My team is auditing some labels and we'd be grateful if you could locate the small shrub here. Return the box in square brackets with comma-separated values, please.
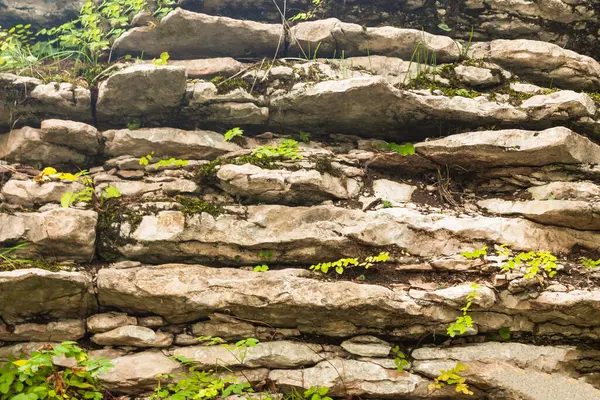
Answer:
[153, 51, 169, 66]
[310, 252, 389, 275]
[498, 327, 511, 340]
[0, 342, 112, 400]
[303, 386, 332, 400]
[461, 246, 487, 259]
[582, 258, 600, 269]
[224, 127, 243, 142]
[392, 346, 410, 372]
[428, 362, 473, 395]
[382, 200, 393, 208]
[253, 139, 303, 161]
[502, 251, 557, 279]
[446, 283, 481, 337]
[253, 265, 269, 272]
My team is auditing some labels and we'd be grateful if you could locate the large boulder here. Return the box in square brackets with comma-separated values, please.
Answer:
[269, 76, 595, 137]
[216, 163, 361, 204]
[0, 127, 88, 167]
[0, 319, 86, 342]
[0, 74, 91, 129]
[103, 127, 240, 159]
[98, 351, 184, 394]
[173, 341, 339, 369]
[112, 9, 284, 59]
[478, 39, 600, 91]
[91, 325, 173, 347]
[111, 205, 600, 265]
[1, 179, 86, 206]
[478, 199, 600, 230]
[289, 18, 460, 62]
[415, 127, 600, 169]
[96, 65, 187, 127]
[0, 208, 97, 261]
[0, 269, 96, 324]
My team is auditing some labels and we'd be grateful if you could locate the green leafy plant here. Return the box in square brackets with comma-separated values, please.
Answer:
[502, 251, 557, 279]
[309, 252, 389, 275]
[258, 250, 273, 260]
[0, 341, 112, 400]
[290, 0, 323, 21]
[151, 368, 253, 400]
[303, 386, 332, 400]
[297, 131, 311, 144]
[253, 265, 269, 272]
[127, 118, 142, 130]
[447, 283, 481, 338]
[0, 242, 33, 270]
[139, 152, 188, 169]
[428, 362, 473, 396]
[224, 127, 244, 142]
[60, 171, 121, 208]
[0, 24, 38, 71]
[582, 258, 600, 269]
[461, 246, 487, 259]
[392, 346, 410, 372]
[498, 327, 511, 340]
[382, 200, 393, 208]
[375, 142, 415, 156]
[153, 51, 169, 66]
[253, 139, 303, 161]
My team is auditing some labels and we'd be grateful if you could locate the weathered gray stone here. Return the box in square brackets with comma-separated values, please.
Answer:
[113, 205, 600, 265]
[91, 325, 174, 347]
[96, 179, 198, 198]
[216, 163, 360, 204]
[98, 351, 184, 394]
[173, 341, 335, 369]
[481, 39, 600, 91]
[290, 18, 460, 62]
[269, 359, 432, 397]
[479, 199, 600, 230]
[87, 312, 138, 334]
[1, 179, 86, 206]
[269, 77, 594, 136]
[527, 182, 600, 200]
[412, 342, 579, 373]
[113, 9, 284, 59]
[0, 127, 87, 166]
[96, 65, 187, 126]
[103, 127, 240, 159]
[138, 316, 166, 328]
[0, 208, 97, 261]
[0, 320, 85, 342]
[165, 58, 246, 79]
[340, 336, 391, 357]
[0, 74, 91, 129]
[0, 342, 59, 362]
[192, 313, 300, 341]
[40, 119, 101, 155]
[371, 179, 415, 204]
[454, 65, 501, 87]
[415, 127, 600, 169]
[0, 269, 95, 324]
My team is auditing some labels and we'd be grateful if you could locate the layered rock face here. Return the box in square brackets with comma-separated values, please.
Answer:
[3, 4, 600, 400]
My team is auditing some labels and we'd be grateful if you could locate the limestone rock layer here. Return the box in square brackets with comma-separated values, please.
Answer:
[2, 4, 600, 400]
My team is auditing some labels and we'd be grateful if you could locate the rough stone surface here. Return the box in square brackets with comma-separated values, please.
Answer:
[340, 336, 391, 357]
[103, 128, 240, 159]
[415, 127, 600, 169]
[479, 199, 600, 230]
[0, 269, 95, 324]
[217, 163, 359, 204]
[0, 320, 85, 342]
[372, 179, 415, 204]
[87, 312, 138, 334]
[98, 351, 184, 394]
[91, 325, 174, 347]
[173, 341, 336, 369]
[0, 208, 97, 261]
[113, 9, 284, 59]
[40, 119, 101, 155]
[96, 65, 187, 126]
[0, 127, 87, 166]
[528, 182, 600, 200]
[1, 179, 86, 206]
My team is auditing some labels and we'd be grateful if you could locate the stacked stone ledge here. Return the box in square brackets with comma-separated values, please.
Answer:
[3, 7, 600, 400]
